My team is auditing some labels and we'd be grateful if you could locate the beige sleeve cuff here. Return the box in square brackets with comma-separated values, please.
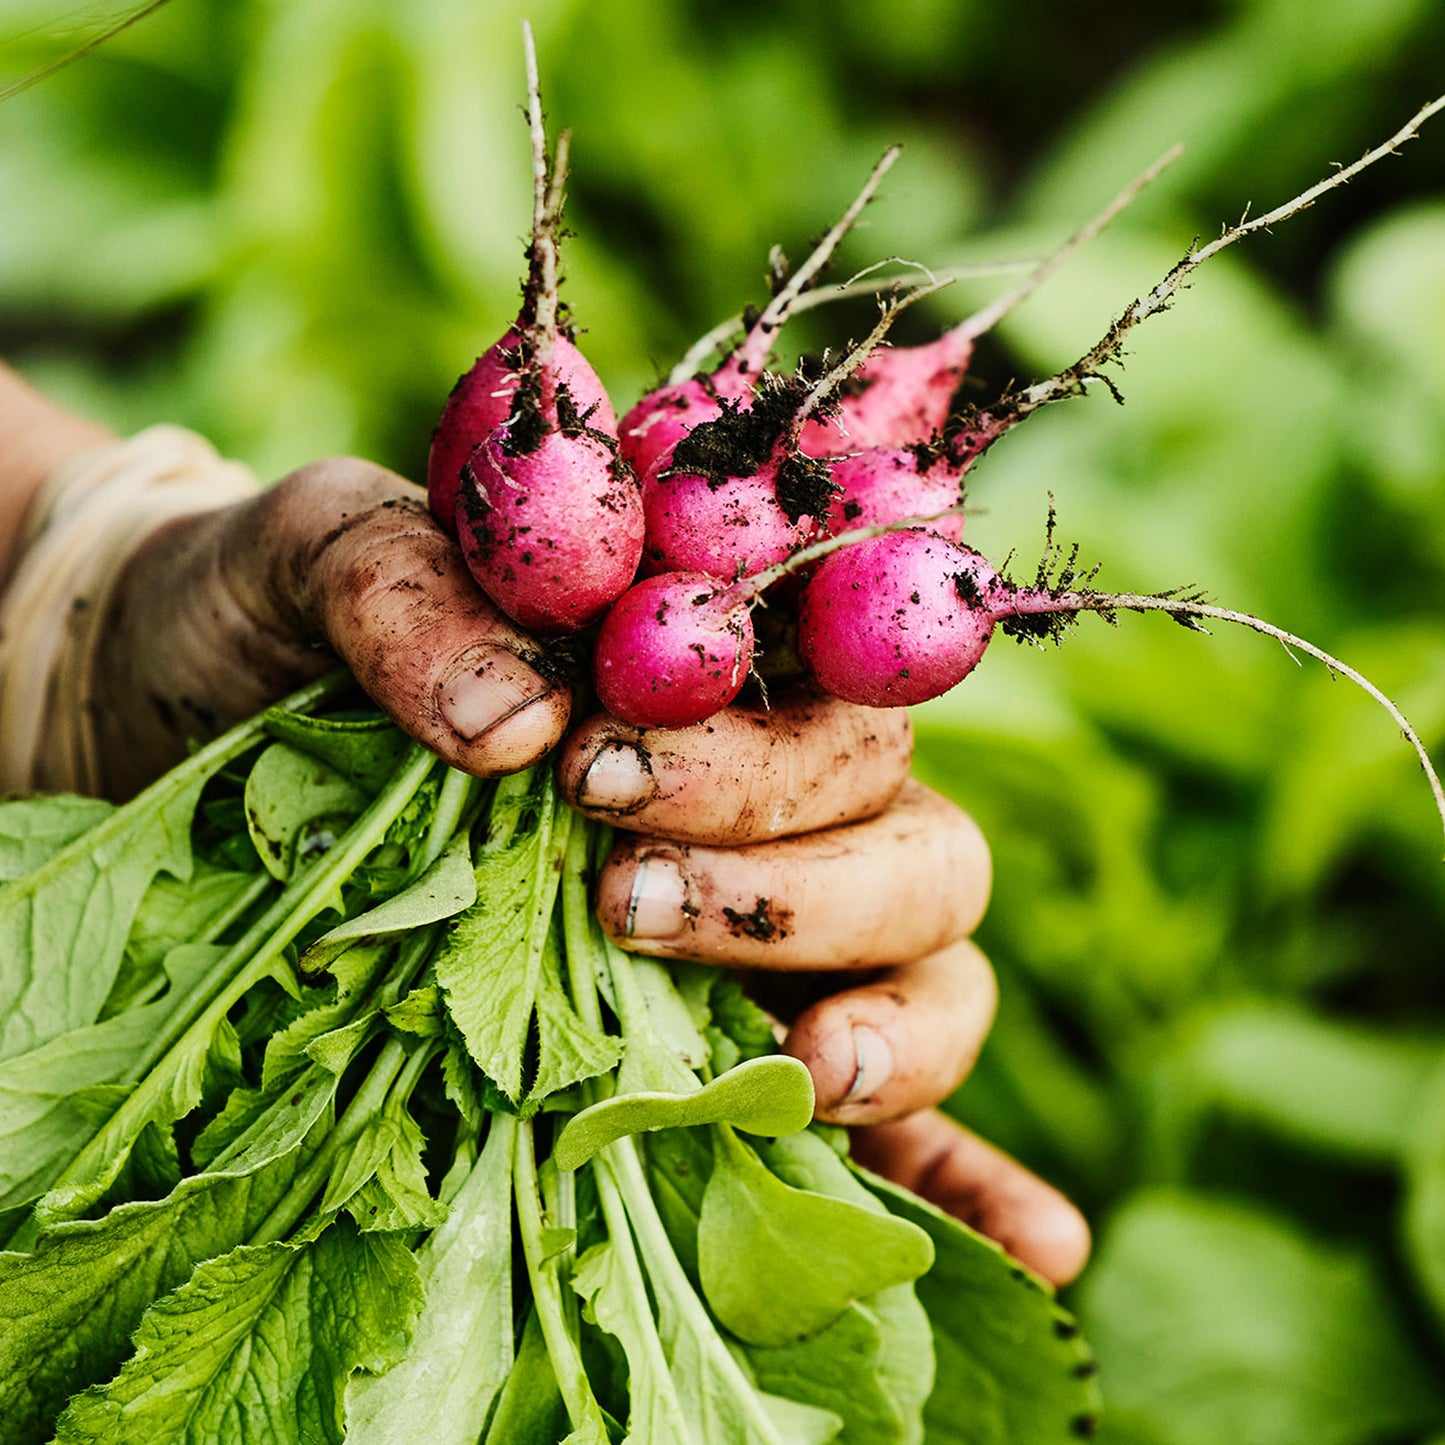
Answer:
[0, 425, 258, 797]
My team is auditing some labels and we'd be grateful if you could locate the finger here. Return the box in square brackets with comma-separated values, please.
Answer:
[595, 780, 990, 969]
[558, 688, 912, 845]
[783, 939, 997, 1125]
[225, 458, 570, 774]
[851, 1110, 1092, 1287]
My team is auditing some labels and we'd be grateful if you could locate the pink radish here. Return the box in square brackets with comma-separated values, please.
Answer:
[444, 32, 643, 634]
[458, 428, 639, 633]
[643, 280, 950, 580]
[640, 380, 831, 578]
[799, 330, 973, 458]
[798, 145, 1183, 458]
[792, 523, 1445, 846]
[825, 442, 969, 544]
[617, 374, 728, 487]
[593, 572, 756, 728]
[428, 331, 615, 536]
[798, 530, 997, 705]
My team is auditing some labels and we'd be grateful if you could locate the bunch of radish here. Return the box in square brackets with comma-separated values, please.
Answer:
[428, 34, 1445, 842]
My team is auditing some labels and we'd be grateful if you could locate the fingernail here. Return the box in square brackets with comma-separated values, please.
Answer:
[845, 1026, 893, 1103]
[626, 853, 689, 940]
[578, 742, 656, 812]
[437, 647, 554, 741]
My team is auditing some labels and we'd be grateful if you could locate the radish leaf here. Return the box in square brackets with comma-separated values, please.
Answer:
[299, 836, 475, 977]
[0, 797, 113, 881]
[346, 1115, 517, 1444]
[52, 1220, 422, 1445]
[243, 743, 368, 882]
[553, 1056, 815, 1172]
[859, 1166, 1103, 1444]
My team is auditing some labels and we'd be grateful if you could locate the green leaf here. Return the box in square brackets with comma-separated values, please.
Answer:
[574, 1234, 695, 1445]
[192, 1061, 341, 1176]
[0, 942, 225, 1211]
[0, 1082, 328, 1444]
[527, 936, 624, 1108]
[605, 942, 707, 1097]
[346, 1115, 516, 1444]
[642, 1126, 713, 1277]
[708, 975, 779, 1063]
[625, 953, 711, 1071]
[33, 1016, 213, 1231]
[1402, 1058, 1445, 1330]
[1158, 1003, 1445, 1167]
[321, 1095, 446, 1234]
[435, 777, 566, 1100]
[483, 1309, 571, 1445]
[244, 742, 369, 882]
[744, 1296, 923, 1445]
[860, 1167, 1099, 1444]
[384, 984, 445, 1037]
[262, 708, 411, 793]
[0, 796, 113, 882]
[53, 1219, 423, 1445]
[0, 737, 233, 1063]
[103, 865, 260, 1019]
[720, 1132, 925, 1443]
[255, 944, 389, 1095]
[554, 1056, 815, 1172]
[753, 1391, 843, 1445]
[697, 1128, 933, 1349]
[598, 1138, 803, 1444]
[299, 836, 476, 977]
[36, 746, 437, 1229]
[1078, 1191, 1445, 1445]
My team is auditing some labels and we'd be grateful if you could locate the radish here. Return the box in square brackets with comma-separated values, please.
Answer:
[592, 571, 756, 727]
[638, 377, 827, 579]
[440, 29, 643, 634]
[794, 523, 1445, 842]
[427, 332, 615, 537]
[618, 147, 901, 484]
[798, 329, 974, 458]
[642, 279, 949, 580]
[824, 439, 970, 544]
[797, 530, 995, 705]
[456, 426, 638, 633]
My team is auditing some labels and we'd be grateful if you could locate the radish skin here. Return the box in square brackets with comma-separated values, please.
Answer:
[457, 427, 643, 635]
[825, 445, 968, 544]
[593, 572, 755, 727]
[429, 331, 616, 535]
[800, 330, 974, 457]
[642, 463, 814, 580]
[798, 531, 996, 705]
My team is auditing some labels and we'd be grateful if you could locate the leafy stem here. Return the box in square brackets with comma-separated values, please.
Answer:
[33, 744, 439, 1231]
[515, 1117, 609, 1440]
[607, 1135, 788, 1443]
[248, 1036, 410, 1245]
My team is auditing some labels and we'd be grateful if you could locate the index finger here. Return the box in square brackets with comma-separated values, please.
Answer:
[557, 687, 912, 846]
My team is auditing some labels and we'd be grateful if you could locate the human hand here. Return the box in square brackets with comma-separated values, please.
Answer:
[91, 456, 573, 796]
[89, 449, 1087, 1283]
[558, 689, 1092, 1286]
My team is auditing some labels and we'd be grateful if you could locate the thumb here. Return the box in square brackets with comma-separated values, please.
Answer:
[227, 457, 571, 774]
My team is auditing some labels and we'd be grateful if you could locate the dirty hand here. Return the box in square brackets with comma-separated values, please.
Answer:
[94, 452, 1088, 1284]
[559, 689, 1091, 1286]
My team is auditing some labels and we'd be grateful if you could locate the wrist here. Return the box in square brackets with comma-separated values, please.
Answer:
[0, 424, 261, 798]
[0, 365, 114, 583]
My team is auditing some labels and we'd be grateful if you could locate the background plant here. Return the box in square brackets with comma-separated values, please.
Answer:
[3, 2, 1445, 1441]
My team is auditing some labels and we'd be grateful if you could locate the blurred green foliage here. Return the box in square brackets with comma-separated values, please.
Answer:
[4, 2, 1445, 1440]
